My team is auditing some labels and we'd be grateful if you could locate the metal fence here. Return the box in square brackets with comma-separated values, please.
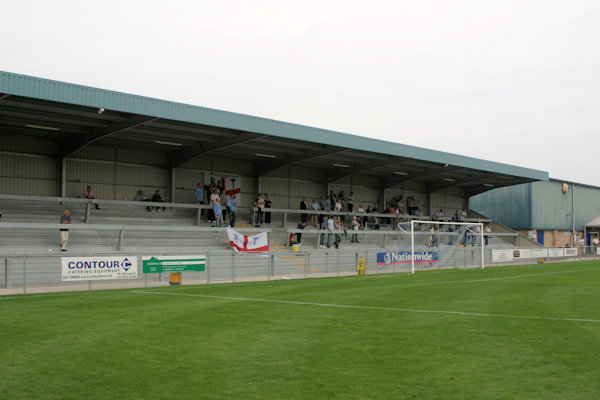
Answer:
[2, 246, 598, 295]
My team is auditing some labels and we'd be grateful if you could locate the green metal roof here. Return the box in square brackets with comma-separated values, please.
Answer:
[0, 70, 548, 182]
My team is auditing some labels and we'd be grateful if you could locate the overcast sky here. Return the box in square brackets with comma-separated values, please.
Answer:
[2, 1, 599, 186]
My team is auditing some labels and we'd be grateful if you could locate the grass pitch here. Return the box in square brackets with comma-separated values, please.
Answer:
[1, 261, 600, 399]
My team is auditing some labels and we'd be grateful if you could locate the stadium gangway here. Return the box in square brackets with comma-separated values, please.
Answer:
[0, 222, 272, 251]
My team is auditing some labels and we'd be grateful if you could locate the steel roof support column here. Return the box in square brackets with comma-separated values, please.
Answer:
[322, 171, 328, 198]
[463, 190, 469, 212]
[59, 157, 67, 197]
[169, 168, 176, 203]
[379, 185, 385, 211]
[253, 173, 260, 199]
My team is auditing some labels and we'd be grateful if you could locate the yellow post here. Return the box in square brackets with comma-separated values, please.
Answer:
[169, 272, 181, 285]
[357, 258, 366, 275]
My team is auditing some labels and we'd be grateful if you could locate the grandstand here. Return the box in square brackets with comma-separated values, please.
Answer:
[3, 70, 594, 294]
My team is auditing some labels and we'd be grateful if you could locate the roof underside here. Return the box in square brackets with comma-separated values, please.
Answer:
[0, 71, 549, 196]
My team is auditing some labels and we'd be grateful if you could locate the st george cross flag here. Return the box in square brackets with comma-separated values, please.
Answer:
[226, 227, 269, 252]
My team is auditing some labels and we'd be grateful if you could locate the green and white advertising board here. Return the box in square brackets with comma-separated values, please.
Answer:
[142, 255, 206, 273]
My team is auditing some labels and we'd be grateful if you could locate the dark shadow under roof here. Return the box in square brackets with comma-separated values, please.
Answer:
[0, 71, 549, 196]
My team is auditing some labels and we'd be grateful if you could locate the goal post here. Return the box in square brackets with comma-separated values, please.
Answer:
[408, 220, 485, 274]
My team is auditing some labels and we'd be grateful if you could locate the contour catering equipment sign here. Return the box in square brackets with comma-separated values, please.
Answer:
[61, 256, 138, 281]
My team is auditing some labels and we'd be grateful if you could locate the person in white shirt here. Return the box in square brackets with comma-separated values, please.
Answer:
[254, 193, 265, 226]
[579, 236, 586, 253]
[310, 199, 320, 227]
[351, 216, 360, 243]
[484, 225, 492, 246]
[347, 192, 355, 212]
[327, 216, 336, 248]
[334, 199, 342, 212]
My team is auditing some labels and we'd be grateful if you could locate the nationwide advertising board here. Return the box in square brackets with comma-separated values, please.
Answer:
[61, 256, 137, 281]
[377, 251, 438, 265]
[142, 255, 206, 273]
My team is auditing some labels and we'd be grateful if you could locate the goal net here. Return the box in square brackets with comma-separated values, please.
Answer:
[384, 220, 484, 273]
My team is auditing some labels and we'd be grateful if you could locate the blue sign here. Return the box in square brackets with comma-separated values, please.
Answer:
[377, 251, 438, 265]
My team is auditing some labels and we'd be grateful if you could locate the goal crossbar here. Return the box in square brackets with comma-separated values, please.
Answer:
[409, 220, 485, 274]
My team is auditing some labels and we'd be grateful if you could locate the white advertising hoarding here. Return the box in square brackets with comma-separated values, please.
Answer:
[530, 248, 547, 258]
[61, 256, 138, 281]
[564, 248, 578, 257]
[491, 249, 514, 263]
[547, 248, 564, 258]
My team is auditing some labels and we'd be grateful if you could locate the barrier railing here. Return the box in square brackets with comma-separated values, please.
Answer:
[0, 193, 491, 227]
[487, 246, 600, 264]
[2, 245, 597, 295]
[0, 246, 483, 294]
[0, 222, 271, 251]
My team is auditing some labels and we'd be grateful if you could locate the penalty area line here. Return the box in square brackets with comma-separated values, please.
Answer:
[129, 290, 600, 323]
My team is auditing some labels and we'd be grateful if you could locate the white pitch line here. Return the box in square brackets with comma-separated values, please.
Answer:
[340, 267, 597, 286]
[129, 290, 600, 323]
[0, 291, 102, 300]
[461, 267, 598, 283]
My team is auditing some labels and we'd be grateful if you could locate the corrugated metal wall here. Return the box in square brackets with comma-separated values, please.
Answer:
[1, 137, 485, 214]
[530, 181, 573, 231]
[66, 159, 169, 200]
[531, 181, 600, 231]
[430, 190, 464, 216]
[260, 176, 291, 209]
[175, 169, 206, 204]
[330, 183, 378, 209]
[571, 184, 600, 229]
[0, 153, 57, 196]
[469, 183, 531, 229]
[0, 135, 58, 155]
[471, 181, 600, 231]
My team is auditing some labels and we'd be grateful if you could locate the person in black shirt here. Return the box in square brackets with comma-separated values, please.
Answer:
[151, 190, 166, 212]
[264, 195, 272, 224]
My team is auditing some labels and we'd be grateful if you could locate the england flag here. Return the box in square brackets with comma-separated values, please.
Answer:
[227, 227, 269, 253]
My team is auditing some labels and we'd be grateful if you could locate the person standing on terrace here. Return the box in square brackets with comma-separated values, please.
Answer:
[194, 182, 205, 217]
[83, 186, 99, 210]
[59, 210, 71, 251]
[311, 199, 320, 227]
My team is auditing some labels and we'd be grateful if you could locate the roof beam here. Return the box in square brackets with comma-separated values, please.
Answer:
[61, 114, 157, 157]
[255, 145, 348, 176]
[427, 172, 504, 193]
[327, 157, 410, 183]
[383, 165, 463, 189]
[169, 131, 266, 168]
